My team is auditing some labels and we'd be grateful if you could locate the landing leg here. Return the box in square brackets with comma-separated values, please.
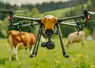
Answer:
[30, 24, 42, 58]
[56, 23, 69, 58]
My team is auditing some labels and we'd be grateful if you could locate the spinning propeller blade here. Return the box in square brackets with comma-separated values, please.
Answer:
[58, 15, 83, 22]
[0, 9, 28, 14]
[88, 11, 95, 14]
[14, 10, 28, 13]
[0, 9, 13, 14]
[58, 9, 91, 22]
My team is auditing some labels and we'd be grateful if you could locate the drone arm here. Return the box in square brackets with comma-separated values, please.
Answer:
[22, 22, 38, 27]
[60, 21, 82, 33]
[60, 22, 77, 27]
[58, 15, 84, 22]
[14, 15, 41, 22]
[30, 24, 42, 57]
[58, 9, 91, 22]
[56, 23, 69, 58]
[12, 21, 39, 28]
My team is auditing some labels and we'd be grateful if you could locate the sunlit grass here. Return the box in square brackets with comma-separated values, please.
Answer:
[0, 38, 95, 68]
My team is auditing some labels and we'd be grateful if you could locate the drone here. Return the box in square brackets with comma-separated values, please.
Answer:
[0, 9, 94, 58]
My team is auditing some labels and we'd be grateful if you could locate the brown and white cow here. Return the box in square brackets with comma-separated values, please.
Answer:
[8, 30, 37, 61]
[65, 31, 85, 48]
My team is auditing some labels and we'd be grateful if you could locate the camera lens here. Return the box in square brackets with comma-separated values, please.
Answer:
[46, 41, 55, 50]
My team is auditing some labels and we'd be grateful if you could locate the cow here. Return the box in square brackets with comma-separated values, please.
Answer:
[65, 31, 85, 48]
[7, 30, 37, 61]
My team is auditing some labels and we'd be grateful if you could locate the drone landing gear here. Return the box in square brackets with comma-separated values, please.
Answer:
[30, 23, 69, 58]
[56, 23, 69, 58]
[30, 24, 42, 58]
[41, 30, 55, 50]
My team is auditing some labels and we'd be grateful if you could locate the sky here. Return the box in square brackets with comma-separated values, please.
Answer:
[0, 0, 70, 6]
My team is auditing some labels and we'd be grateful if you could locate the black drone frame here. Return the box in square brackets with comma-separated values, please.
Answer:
[0, 9, 90, 58]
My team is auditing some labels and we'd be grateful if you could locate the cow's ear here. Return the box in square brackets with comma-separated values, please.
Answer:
[8, 30, 12, 35]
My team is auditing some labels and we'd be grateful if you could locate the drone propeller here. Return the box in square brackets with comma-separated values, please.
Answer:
[0, 9, 14, 16]
[0, 10, 12, 13]
[0, 9, 29, 27]
[14, 10, 28, 13]
[0, 9, 28, 13]
[0, 9, 14, 27]
[58, 9, 90, 22]
[58, 9, 91, 27]
[88, 11, 95, 14]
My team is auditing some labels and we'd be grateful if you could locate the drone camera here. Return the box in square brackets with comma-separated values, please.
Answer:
[41, 41, 55, 50]
[46, 41, 55, 50]
[41, 42, 46, 47]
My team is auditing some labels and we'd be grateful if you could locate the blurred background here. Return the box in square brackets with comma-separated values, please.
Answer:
[0, 0, 95, 40]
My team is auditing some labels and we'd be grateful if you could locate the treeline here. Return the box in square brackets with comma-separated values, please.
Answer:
[21, 0, 87, 12]
[0, 2, 18, 10]
[0, 0, 87, 12]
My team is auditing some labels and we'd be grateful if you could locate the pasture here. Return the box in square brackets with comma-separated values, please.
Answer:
[0, 38, 95, 68]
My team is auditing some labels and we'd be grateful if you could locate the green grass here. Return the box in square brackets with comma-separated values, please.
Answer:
[0, 38, 95, 68]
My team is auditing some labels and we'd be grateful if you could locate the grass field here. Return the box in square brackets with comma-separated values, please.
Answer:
[0, 38, 95, 68]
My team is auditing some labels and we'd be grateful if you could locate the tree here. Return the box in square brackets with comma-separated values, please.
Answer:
[28, 8, 40, 17]
[0, 17, 8, 38]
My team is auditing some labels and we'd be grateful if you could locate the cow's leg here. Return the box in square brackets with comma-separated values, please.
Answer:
[81, 40, 84, 47]
[9, 44, 13, 61]
[8, 35, 13, 61]
[65, 41, 70, 48]
[24, 46, 29, 58]
[40, 36, 45, 43]
[14, 44, 19, 60]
